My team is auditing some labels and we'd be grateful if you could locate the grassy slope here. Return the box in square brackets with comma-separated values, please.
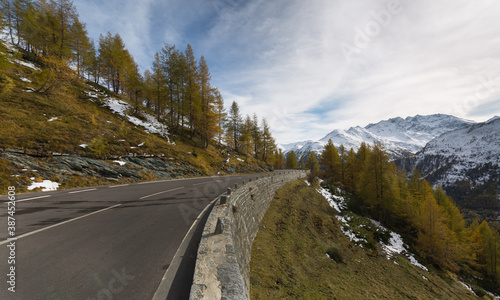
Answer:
[0, 41, 269, 192]
[250, 180, 479, 300]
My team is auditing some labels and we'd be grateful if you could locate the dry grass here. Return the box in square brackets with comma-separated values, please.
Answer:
[250, 180, 479, 299]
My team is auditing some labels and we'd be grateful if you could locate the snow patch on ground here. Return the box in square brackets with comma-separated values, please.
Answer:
[20, 76, 31, 83]
[113, 160, 127, 166]
[318, 185, 347, 213]
[27, 180, 59, 191]
[373, 220, 429, 272]
[485, 290, 500, 299]
[104, 97, 170, 140]
[10, 58, 41, 71]
[48, 117, 59, 122]
[79, 144, 87, 148]
[459, 281, 477, 296]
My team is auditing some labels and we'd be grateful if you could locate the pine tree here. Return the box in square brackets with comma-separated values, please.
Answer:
[260, 118, 276, 164]
[240, 115, 253, 154]
[151, 51, 166, 121]
[338, 144, 346, 182]
[198, 56, 213, 148]
[319, 139, 340, 183]
[226, 101, 242, 151]
[184, 44, 199, 136]
[70, 17, 91, 77]
[0, 0, 15, 44]
[251, 113, 262, 158]
[306, 152, 320, 177]
[286, 151, 298, 169]
[213, 89, 225, 146]
[344, 148, 356, 191]
[358, 142, 397, 223]
[274, 149, 285, 169]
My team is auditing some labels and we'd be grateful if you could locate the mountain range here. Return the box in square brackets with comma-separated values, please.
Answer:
[279, 114, 475, 158]
[280, 114, 500, 193]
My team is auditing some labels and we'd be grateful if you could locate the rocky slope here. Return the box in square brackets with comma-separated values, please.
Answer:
[401, 117, 500, 187]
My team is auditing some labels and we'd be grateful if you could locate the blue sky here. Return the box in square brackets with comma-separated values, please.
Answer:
[74, 0, 500, 144]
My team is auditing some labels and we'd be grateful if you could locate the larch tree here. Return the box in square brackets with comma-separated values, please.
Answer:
[151, 51, 166, 121]
[319, 139, 341, 183]
[286, 151, 298, 169]
[70, 17, 91, 77]
[274, 149, 285, 169]
[213, 88, 225, 146]
[226, 101, 242, 151]
[260, 118, 276, 164]
[306, 152, 320, 178]
[198, 55, 213, 148]
[251, 113, 262, 158]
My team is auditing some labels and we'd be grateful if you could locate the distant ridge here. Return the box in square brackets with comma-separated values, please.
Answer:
[279, 114, 474, 159]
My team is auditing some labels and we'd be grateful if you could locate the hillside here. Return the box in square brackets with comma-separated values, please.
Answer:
[280, 114, 473, 160]
[408, 118, 500, 186]
[0, 41, 272, 193]
[250, 180, 488, 299]
[398, 117, 500, 215]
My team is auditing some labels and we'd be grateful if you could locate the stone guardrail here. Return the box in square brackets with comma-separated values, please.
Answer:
[189, 170, 307, 300]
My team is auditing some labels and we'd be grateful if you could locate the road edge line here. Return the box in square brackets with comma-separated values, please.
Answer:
[151, 194, 221, 300]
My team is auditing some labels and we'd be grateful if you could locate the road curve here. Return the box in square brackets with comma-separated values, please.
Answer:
[0, 173, 281, 299]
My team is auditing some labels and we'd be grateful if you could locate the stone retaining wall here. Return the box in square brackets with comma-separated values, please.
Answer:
[189, 170, 307, 300]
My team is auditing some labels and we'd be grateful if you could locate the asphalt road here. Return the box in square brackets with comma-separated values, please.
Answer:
[0, 173, 276, 300]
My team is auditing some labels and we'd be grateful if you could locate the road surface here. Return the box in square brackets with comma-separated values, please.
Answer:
[0, 173, 277, 299]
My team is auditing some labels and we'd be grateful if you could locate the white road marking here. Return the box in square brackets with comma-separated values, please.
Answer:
[15, 195, 51, 203]
[139, 187, 185, 200]
[192, 180, 223, 186]
[0, 204, 122, 246]
[108, 184, 129, 188]
[68, 188, 97, 194]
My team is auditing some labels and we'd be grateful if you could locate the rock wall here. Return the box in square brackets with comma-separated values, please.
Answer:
[190, 170, 307, 300]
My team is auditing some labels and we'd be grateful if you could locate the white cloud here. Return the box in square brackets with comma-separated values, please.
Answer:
[201, 0, 500, 143]
[74, 0, 500, 144]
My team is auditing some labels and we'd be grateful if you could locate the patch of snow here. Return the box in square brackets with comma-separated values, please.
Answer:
[138, 142, 145, 147]
[79, 144, 87, 148]
[27, 180, 59, 192]
[382, 232, 406, 257]
[113, 160, 127, 166]
[48, 117, 59, 122]
[103, 97, 170, 140]
[335, 215, 367, 245]
[85, 91, 100, 99]
[459, 281, 477, 296]
[485, 290, 500, 299]
[326, 253, 335, 262]
[408, 255, 428, 272]
[24, 88, 35, 92]
[318, 185, 347, 213]
[237, 158, 244, 162]
[304, 180, 311, 186]
[422, 276, 428, 281]
[10, 58, 41, 71]
[20, 77, 31, 83]
[375, 223, 429, 272]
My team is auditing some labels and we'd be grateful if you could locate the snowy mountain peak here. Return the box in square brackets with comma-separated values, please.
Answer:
[486, 115, 500, 123]
[286, 114, 473, 159]
[409, 117, 500, 187]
